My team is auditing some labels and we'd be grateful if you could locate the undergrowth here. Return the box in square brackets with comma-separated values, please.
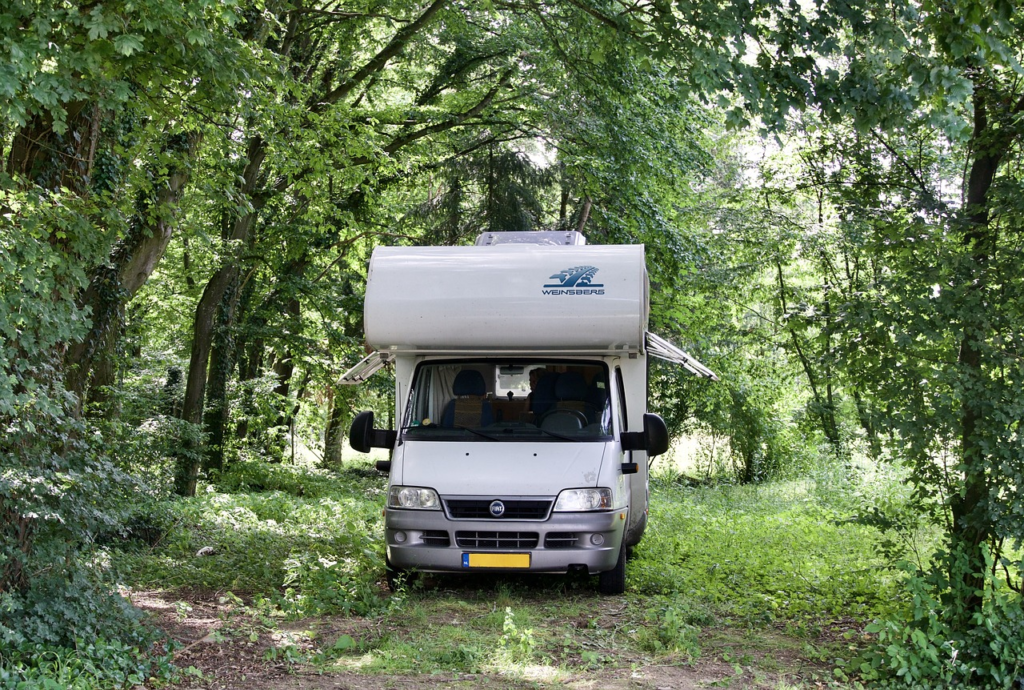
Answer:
[631, 475, 904, 628]
[57, 455, 966, 687]
[0, 639, 176, 690]
[114, 461, 389, 617]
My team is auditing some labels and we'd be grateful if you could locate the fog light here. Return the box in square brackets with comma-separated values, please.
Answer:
[393, 531, 407, 544]
[590, 534, 605, 546]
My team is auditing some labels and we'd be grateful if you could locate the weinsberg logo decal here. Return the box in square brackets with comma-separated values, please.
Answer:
[542, 266, 605, 295]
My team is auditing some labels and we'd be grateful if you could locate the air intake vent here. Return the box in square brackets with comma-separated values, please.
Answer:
[455, 531, 539, 549]
[421, 530, 450, 546]
[445, 499, 552, 520]
[544, 533, 578, 549]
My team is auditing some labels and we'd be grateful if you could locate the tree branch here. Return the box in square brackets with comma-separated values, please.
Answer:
[313, 0, 450, 112]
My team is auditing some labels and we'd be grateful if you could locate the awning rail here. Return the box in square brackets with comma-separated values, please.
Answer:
[646, 332, 718, 380]
[339, 351, 393, 384]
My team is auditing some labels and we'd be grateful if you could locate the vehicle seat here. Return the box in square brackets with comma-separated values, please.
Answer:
[442, 370, 494, 428]
[554, 371, 588, 415]
[530, 372, 559, 417]
[585, 373, 609, 424]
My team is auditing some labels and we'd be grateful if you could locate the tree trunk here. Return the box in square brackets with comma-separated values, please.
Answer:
[235, 337, 265, 442]
[575, 197, 592, 233]
[7, 104, 94, 192]
[176, 264, 242, 495]
[272, 290, 302, 411]
[949, 90, 1005, 616]
[324, 386, 347, 466]
[852, 389, 882, 459]
[176, 136, 265, 496]
[202, 275, 241, 475]
[86, 322, 119, 415]
[65, 131, 201, 407]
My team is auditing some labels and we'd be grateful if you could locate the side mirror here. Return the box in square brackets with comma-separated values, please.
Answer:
[349, 410, 374, 453]
[349, 410, 397, 453]
[619, 413, 670, 457]
[642, 413, 670, 457]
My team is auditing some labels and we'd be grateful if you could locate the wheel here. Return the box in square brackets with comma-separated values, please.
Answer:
[598, 543, 627, 595]
[385, 556, 415, 592]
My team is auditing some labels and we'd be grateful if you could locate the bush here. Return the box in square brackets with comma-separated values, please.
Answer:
[1, 411, 156, 650]
[635, 597, 709, 657]
[850, 548, 1024, 688]
[281, 548, 385, 617]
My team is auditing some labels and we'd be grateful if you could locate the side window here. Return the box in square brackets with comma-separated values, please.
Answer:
[615, 367, 627, 432]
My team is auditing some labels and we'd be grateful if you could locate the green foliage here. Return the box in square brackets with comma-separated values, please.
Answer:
[116, 461, 387, 616]
[1, 0, 270, 681]
[0, 213, 172, 678]
[632, 477, 905, 625]
[498, 607, 536, 663]
[634, 597, 708, 657]
[5, 0, 1023, 686]
[281, 551, 383, 617]
[0, 0, 254, 132]
[850, 549, 1024, 688]
[0, 637, 174, 690]
[108, 461, 939, 681]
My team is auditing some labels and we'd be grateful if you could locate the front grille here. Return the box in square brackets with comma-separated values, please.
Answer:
[421, 530, 450, 546]
[455, 531, 539, 549]
[544, 532, 578, 549]
[445, 499, 552, 520]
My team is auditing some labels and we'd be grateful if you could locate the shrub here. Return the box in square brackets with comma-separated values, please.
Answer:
[850, 548, 1024, 688]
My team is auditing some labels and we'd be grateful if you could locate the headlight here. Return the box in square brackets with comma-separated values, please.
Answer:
[553, 488, 612, 512]
[388, 486, 441, 510]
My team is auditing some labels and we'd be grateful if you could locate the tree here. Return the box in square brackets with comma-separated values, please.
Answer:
[1, 0, 261, 647]
[644, 0, 1024, 677]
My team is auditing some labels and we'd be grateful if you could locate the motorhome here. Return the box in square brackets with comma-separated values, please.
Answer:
[342, 230, 716, 593]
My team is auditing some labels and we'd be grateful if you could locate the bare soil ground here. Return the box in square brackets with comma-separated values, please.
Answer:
[134, 588, 836, 690]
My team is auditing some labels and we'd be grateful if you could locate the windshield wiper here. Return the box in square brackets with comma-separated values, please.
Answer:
[454, 425, 501, 441]
[534, 428, 582, 442]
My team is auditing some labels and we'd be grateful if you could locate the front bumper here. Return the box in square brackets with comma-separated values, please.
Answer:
[385, 507, 626, 574]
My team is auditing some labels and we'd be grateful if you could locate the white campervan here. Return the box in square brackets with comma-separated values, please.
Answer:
[343, 231, 715, 593]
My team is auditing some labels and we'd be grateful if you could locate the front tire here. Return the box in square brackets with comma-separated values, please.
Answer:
[598, 543, 627, 595]
[385, 556, 414, 592]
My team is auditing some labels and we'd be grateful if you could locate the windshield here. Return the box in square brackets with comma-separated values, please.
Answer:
[403, 360, 612, 442]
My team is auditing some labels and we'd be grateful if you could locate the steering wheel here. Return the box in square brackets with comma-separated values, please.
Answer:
[538, 409, 588, 426]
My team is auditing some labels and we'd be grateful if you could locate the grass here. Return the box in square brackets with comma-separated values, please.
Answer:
[632, 476, 902, 627]
[107, 455, 933, 686]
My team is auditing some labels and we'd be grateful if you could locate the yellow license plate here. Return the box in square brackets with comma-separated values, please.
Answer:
[462, 553, 531, 569]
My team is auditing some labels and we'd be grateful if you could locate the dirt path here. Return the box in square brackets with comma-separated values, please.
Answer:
[134, 589, 826, 689]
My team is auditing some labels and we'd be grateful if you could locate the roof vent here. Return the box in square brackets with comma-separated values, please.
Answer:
[475, 231, 587, 246]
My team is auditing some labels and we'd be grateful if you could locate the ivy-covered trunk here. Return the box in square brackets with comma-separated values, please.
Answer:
[66, 131, 200, 408]
[177, 136, 266, 496]
[202, 275, 241, 476]
[272, 293, 303, 429]
[948, 90, 1006, 616]
[327, 384, 360, 464]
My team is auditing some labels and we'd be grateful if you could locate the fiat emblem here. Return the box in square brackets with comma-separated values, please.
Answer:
[489, 500, 506, 517]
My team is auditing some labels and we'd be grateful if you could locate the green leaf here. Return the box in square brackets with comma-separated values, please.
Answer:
[114, 35, 145, 57]
[333, 634, 356, 651]
[185, 28, 208, 46]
